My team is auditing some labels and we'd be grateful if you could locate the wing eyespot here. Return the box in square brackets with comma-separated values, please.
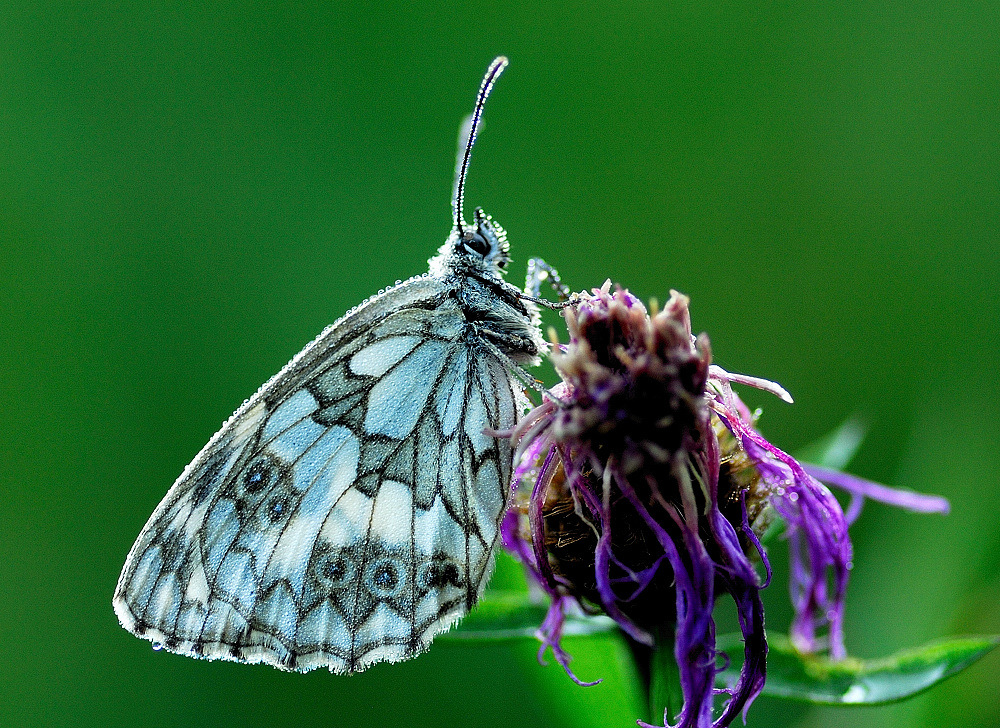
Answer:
[314, 550, 357, 591]
[264, 493, 293, 523]
[364, 557, 408, 600]
[244, 461, 272, 493]
[235, 455, 282, 502]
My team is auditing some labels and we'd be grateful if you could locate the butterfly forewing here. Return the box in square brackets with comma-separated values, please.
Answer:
[114, 276, 527, 672]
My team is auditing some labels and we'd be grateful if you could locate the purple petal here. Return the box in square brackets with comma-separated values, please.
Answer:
[535, 596, 602, 687]
[527, 446, 562, 592]
[804, 464, 950, 514]
[572, 461, 653, 646]
[710, 378, 851, 659]
[615, 472, 717, 728]
[704, 422, 767, 725]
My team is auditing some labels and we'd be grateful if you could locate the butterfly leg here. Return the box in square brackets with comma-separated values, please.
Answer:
[473, 323, 542, 359]
[478, 336, 567, 406]
[525, 258, 572, 302]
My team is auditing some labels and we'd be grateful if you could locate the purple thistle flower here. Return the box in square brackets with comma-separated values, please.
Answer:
[500, 282, 948, 728]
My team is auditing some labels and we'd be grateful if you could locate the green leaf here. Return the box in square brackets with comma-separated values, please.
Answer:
[716, 632, 1000, 705]
[440, 591, 617, 642]
[795, 417, 866, 470]
[756, 508, 786, 545]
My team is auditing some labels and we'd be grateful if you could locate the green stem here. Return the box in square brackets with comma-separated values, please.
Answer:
[649, 634, 683, 725]
[627, 631, 683, 725]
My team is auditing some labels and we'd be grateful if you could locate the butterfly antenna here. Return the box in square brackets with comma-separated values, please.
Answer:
[453, 56, 508, 235]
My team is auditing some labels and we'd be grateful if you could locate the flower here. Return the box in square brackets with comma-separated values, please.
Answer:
[501, 282, 949, 728]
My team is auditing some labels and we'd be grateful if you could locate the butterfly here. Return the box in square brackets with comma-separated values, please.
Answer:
[114, 56, 571, 673]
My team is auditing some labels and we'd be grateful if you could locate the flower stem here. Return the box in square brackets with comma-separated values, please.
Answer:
[650, 633, 683, 725]
[628, 630, 683, 725]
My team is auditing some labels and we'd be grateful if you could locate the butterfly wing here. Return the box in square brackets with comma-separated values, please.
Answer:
[114, 277, 525, 672]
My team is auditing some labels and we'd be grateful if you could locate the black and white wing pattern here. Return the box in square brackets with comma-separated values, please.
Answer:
[114, 277, 527, 672]
[115, 55, 552, 674]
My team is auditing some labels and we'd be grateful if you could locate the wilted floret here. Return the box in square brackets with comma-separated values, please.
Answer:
[502, 283, 948, 728]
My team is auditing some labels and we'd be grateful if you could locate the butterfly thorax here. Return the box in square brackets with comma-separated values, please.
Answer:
[428, 213, 546, 366]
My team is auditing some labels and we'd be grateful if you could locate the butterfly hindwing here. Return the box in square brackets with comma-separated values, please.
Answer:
[114, 279, 524, 672]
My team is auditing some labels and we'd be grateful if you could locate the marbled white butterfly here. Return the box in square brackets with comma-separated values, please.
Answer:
[114, 57, 569, 673]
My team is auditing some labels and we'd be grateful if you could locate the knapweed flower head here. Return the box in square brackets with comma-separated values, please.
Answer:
[501, 282, 949, 728]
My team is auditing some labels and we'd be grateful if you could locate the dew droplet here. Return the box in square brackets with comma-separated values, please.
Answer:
[152, 642, 163, 651]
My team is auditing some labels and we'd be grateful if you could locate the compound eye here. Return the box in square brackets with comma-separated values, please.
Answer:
[462, 232, 491, 257]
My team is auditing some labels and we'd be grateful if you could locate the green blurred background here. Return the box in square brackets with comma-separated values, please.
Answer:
[2, 2, 997, 726]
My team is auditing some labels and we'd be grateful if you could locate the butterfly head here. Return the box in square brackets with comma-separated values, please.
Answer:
[430, 207, 510, 279]
[457, 207, 510, 269]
